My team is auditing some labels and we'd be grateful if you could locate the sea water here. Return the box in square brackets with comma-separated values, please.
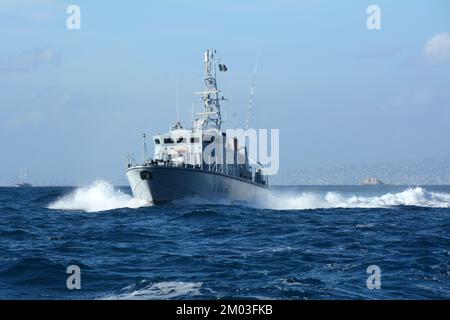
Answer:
[0, 182, 449, 299]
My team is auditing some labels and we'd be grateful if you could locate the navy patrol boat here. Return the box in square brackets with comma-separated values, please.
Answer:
[126, 49, 269, 203]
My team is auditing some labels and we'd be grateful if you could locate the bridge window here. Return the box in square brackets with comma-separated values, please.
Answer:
[177, 137, 185, 143]
[154, 139, 160, 144]
[190, 137, 199, 143]
[164, 138, 174, 144]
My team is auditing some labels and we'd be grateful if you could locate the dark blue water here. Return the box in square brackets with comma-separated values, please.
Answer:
[1, 183, 449, 299]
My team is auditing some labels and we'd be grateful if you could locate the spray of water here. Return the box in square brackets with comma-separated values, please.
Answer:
[101, 281, 203, 300]
[48, 180, 150, 213]
[48, 181, 450, 213]
[261, 187, 450, 210]
[168, 187, 450, 209]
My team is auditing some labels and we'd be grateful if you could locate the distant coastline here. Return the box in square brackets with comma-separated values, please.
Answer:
[1, 156, 449, 187]
[271, 155, 450, 185]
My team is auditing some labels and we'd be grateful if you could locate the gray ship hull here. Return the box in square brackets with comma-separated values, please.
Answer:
[126, 165, 269, 204]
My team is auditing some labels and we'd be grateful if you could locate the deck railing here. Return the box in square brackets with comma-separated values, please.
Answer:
[136, 158, 268, 186]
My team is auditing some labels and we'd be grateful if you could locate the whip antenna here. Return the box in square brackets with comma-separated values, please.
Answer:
[245, 52, 260, 132]
[176, 76, 180, 123]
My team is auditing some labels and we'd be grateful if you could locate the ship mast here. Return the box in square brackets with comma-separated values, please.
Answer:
[195, 49, 224, 130]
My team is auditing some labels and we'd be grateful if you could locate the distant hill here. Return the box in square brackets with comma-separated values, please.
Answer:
[271, 156, 450, 185]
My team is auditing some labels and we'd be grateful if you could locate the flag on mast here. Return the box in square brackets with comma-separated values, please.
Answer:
[218, 64, 228, 72]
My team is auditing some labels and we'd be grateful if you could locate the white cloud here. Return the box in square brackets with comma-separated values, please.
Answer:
[0, 48, 61, 72]
[424, 32, 450, 64]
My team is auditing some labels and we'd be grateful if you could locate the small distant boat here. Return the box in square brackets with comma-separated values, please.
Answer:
[16, 182, 32, 188]
[362, 177, 384, 185]
[16, 170, 33, 188]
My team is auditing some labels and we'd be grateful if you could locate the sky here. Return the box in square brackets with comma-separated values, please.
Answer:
[0, 0, 449, 185]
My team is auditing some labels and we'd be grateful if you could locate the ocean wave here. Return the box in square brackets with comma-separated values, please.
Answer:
[101, 281, 203, 300]
[0, 257, 65, 282]
[47, 180, 150, 213]
[46, 183, 450, 212]
[172, 195, 233, 206]
[172, 209, 228, 220]
[256, 246, 295, 253]
[263, 187, 450, 210]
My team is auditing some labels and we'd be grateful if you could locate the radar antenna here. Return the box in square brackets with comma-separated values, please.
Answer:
[194, 49, 226, 130]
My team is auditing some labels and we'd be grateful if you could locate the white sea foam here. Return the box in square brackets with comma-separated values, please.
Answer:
[48, 182, 450, 212]
[256, 246, 295, 253]
[101, 281, 203, 300]
[48, 180, 150, 212]
[261, 187, 450, 210]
